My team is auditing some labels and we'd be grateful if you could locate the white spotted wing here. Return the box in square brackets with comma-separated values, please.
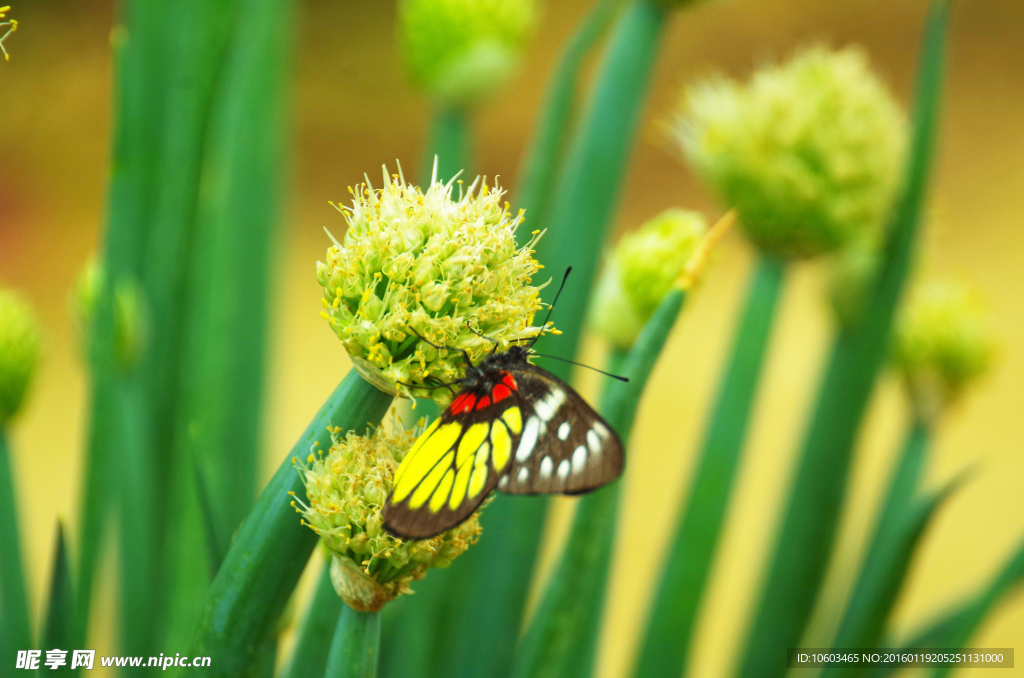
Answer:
[498, 365, 623, 495]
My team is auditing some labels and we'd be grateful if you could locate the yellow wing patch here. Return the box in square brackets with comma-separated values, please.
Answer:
[501, 406, 522, 435]
[457, 423, 489, 466]
[410, 450, 454, 509]
[469, 464, 488, 498]
[449, 455, 474, 510]
[393, 422, 460, 502]
[429, 469, 456, 512]
[491, 421, 512, 471]
[393, 417, 440, 487]
[393, 405, 525, 516]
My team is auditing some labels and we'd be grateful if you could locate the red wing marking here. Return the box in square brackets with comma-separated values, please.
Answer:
[502, 372, 517, 390]
[474, 395, 492, 410]
[451, 392, 476, 414]
[491, 384, 511, 402]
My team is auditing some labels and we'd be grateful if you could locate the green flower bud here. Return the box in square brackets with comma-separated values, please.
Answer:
[588, 209, 708, 349]
[399, 0, 536, 107]
[893, 279, 997, 422]
[674, 46, 906, 259]
[319, 168, 547, 405]
[294, 422, 482, 611]
[0, 288, 41, 426]
[72, 259, 147, 372]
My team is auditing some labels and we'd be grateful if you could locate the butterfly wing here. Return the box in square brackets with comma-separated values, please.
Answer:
[497, 365, 624, 495]
[382, 364, 624, 539]
[383, 392, 526, 539]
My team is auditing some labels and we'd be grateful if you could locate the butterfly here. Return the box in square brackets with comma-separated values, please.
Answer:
[382, 269, 625, 540]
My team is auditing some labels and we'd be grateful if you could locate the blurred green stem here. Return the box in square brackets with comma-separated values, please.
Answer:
[423, 106, 470, 186]
[77, 0, 173, 646]
[513, 287, 688, 678]
[634, 255, 786, 678]
[116, 376, 159, 662]
[281, 557, 343, 678]
[74, 377, 113, 644]
[515, 0, 624, 229]
[185, 372, 392, 678]
[532, 0, 667, 366]
[736, 3, 952, 676]
[326, 606, 381, 678]
[0, 427, 32, 667]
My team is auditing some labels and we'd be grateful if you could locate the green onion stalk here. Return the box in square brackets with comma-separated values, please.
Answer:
[451, 4, 673, 676]
[513, 213, 733, 678]
[636, 38, 908, 677]
[736, 3, 952, 676]
[0, 288, 38, 666]
[825, 275, 997, 675]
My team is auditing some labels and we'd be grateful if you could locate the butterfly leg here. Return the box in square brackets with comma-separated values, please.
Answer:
[397, 377, 459, 397]
[465, 323, 501, 354]
[409, 328, 474, 369]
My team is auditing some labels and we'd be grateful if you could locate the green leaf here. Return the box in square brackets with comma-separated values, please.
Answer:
[513, 287, 688, 678]
[823, 420, 932, 675]
[930, 536, 1024, 678]
[193, 455, 225, 579]
[139, 0, 237, 652]
[736, 3, 953, 677]
[825, 466, 967, 678]
[866, 536, 1024, 678]
[0, 428, 32, 666]
[73, 377, 114, 646]
[633, 255, 786, 678]
[115, 378, 160, 661]
[184, 0, 294, 570]
[866, 534, 1024, 678]
[184, 372, 393, 678]
[41, 522, 75, 653]
[326, 606, 381, 678]
[78, 0, 177, 647]
[280, 556, 343, 678]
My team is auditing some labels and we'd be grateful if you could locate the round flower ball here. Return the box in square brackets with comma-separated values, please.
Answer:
[294, 423, 482, 611]
[317, 168, 546, 404]
[675, 46, 907, 259]
[894, 278, 996, 421]
[589, 208, 708, 349]
[399, 0, 536, 107]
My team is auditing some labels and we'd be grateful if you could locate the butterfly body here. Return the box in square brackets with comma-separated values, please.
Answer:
[383, 345, 624, 539]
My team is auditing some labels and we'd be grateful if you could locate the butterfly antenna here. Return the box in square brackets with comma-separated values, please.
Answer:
[528, 267, 572, 349]
[529, 353, 629, 382]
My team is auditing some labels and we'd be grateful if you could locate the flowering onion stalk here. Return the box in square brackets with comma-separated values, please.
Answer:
[317, 168, 547, 406]
[296, 423, 483, 678]
[737, 4, 952, 675]
[294, 424, 482, 612]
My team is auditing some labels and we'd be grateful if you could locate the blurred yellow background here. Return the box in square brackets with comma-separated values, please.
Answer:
[1, 0, 1021, 676]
